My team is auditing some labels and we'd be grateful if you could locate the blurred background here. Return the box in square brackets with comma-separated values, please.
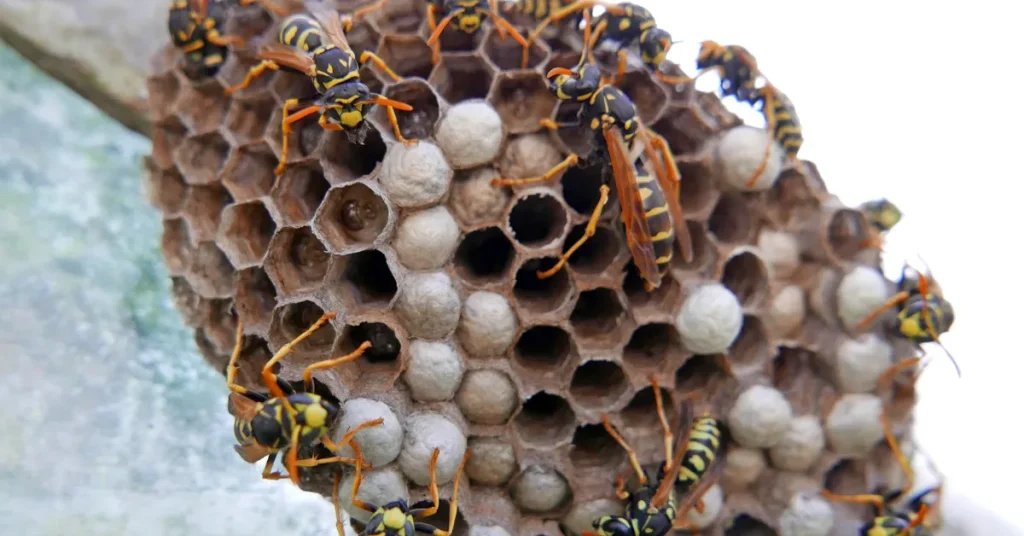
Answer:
[0, 0, 1019, 534]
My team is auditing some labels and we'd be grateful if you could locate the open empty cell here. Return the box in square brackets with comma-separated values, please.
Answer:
[708, 193, 753, 244]
[675, 159, 717, 214]
[269, 300, 336, 357]
[182, 184, 232, 244]
[161, 218, 192, 275]
[675, 354, 727, 393]
[730, 316, 770, 367]
[508, 193, 568, 248]
[320, 127, 386, 182]
[146, 71, 180, 121]
[269, 164, 329, 226]
[314, 183, 390, 253]
[621, 385, 675, 429]
[483, 28, 547, 70]
[513, 325, 573, 370]
[185, 242, 235, 299]
[722, 251, 770, 308]
[174, 132, 230, 185]
[624, 323, 683, 370]
[235, 267, 278, 332]
[488, 71, 558, 134]
[454, 226, 514, 285]
[569, 360, 628, 408]
[221, 145, 276, 202]
[152, 117, 187, 170]
[616, 71, 668, 124]
[409, 498, 469, 536]
[570, 288, 625, 341]
[377, 34, 434, 80]
[724, 515, 777, 536]
[560, 163, 605, 216]
[224, 98, 275, 146]
[381, 80, 441, 140]
[144, 165, 187, 216]
[326, 250, 397, 311]
[570, 423, 626, 470]
[562, 224, 618, 275]
[173, 84, 229, 134]
[338, 320, 404, 374]
[263, 226, 330, 297]
[652, 104, 715, 155]
[827, 209, 870, 261]
[622, 263, 682, 311]
[430, 53, 495, 103]
[513, 256, 573, 315]
[217, 201, 277, 268]
[513, 391, 576, 446]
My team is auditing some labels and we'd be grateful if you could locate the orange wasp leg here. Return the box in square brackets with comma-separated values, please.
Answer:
[746, 88, 777, 188]
[536, 184, 610, 279]
[601, 412, 648, 488]
[857, 290, 911, 330]
[878, 357, 923, 498]
[302, 341, 373, 391]
[491, 154, 579, 187]
[275, 99, 323, 176]
[260, 310, 338, 399]
[427, 8, 465, 60]
[359, 51, 404, 83]
[225, 60, 280, 95]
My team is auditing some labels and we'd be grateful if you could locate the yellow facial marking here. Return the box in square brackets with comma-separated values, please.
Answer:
[341, 110, 364, 127]
[382, 508, 407, 529]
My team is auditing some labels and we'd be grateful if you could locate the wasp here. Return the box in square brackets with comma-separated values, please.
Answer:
[739, 83, 805, 188]
[858, 198, 904, 249]
[169, 0, 253, 77]
[224, 4, 414, 176]
[226, 310, 383, 485]
[691, 41, 764, 103]
[426, 0, 530, 65]
[336, 446, 471, 536]
[523, 1, 686, 85]
[491, 61, 693, 291]
[857, 261, 960, 376]
[584, 378, 725, 536]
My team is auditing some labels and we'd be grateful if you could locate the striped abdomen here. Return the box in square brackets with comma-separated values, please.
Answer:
[311, 45, 360, 94]
[767, 91, 803, 158]
[636, 170, 674, 279]
[510, 0, 565, 19]
[278, 14, 324, 52]
[676, 415, 724, 491]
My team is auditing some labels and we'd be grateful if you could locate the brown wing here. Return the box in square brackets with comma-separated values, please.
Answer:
[228, 392, 261, 421]
[257, 43, 316, 75]
[190, 0, 208, 17]
[604, 126, 661, 287]
[234, 442, 273, 464]
[638, 129, 695, 263]
[307, 3, 351, 51]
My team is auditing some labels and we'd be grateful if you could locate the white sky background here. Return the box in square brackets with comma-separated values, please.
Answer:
[631, 0, 1023, 530]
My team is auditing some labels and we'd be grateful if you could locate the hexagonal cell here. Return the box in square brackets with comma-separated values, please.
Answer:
[771, 345, 827, 395]
[488, 71, 558, 134]
[560, 163, 604, 215]
[202, 298, 240, 354]
[483, 28, 547, 70]
[569, 360, 628, 408]
[171, 276, 203, 327]
[621, 384, 676, 429]
[341, 19, 381, 58]
[174, 132, 230, 185]
[173, 84, 229, 134]
[724, 514, 777, 536]
[270, 164, 330, 226]
[182, 184, 232, 245]
[314, 183, 390, 254]
[269, 71, 315, 105]
[152, 117, 187, 170]
[513, 325, 573, 370]
[216, 201, 277, 268]
[453, 226, 515, 286]
[722, 251, 770, 309]
[376, 34, 434, 80]
[268, 300, 336, 358]
[508, 192, 568, 249]
[675, 220, 717, 272]
[235, 267, 278, 333]
[675, 159, 718, 215]
[624, 323, 683, 370]
[708, 193, 754, 244]
[143, 164, 187, 216]
[513, 256, 573, 315]
[320, 128, 387, 182]
[570, 287, 626, 342]
[185, 242, 235, 298]
[828, 209, 871, 261]
[544, 51, 583, 72]
[381, 79, 441, 141]
[409, 496, 469, 536]
[562, 224, 618, 275]
[513, 391, 575, 446]
[216, 55, 275, 100]
[652, 104, 716, 155]
[162, 218, 192, 275]
[336, 319, 405, 375]
[428, 53, 494, 104]
[369, 0, 427, 33]
[195, 328, 227, 371]
[431, 17, 484, 56]
[570, 423, 626, 471]
[221, 145, 276, 202]
[325, 250, 398, 312]
[616, 70, 668, 124]
[147, 71, 180, 121]
[263, 226, 331, 297]
[224, 98, 275, 146]
[622, 263, 682, 311]
[550, 101, 590, 155]
[222, 3, 272, 42]
[823, 459, 868, 496]
[265, 105, 324, 167]
[730, 316, 771, 368]
[675, 354, 730, 394]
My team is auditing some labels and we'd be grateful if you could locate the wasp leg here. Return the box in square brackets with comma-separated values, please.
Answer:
[333, 472, 346, 536]
[260, 453, 287, 480]
[536, 184, 609, 279]
[226, 318, 247, 393]
[614, 49, 629, 85]
[359, 51, 403, 83]
[347, 0, 389, 30]
[274, 99, 322, 176]
[820, 490, 886, 513]
[427, 8, 466, 62]
[285, 425, 304, 484]
[858, 229, 885, 250]
[483, 7, 529, 54]
[491, 154, 579, 187]
[205, 32, 246, 47]
[540, 118, 582, 131]
[856, 290, 911, 330]
[650, 376, 675, 469]
[225, 60, 280, 95]
[321, 417, 386, 462]
[347, 442, 382, 515]
[746, 113, 777, 189]
[426, 4, 442, 64]
[382, 103, 416, 146]
[302, 341, 372, 391]
[602, 412, 648, 487]
[261, 310, 337, 399]
[294, 455, 361, 468]
[488, 0, 508, 39]
[878, 357, 922, 499]
[238, 0, 291, 17]
[898, 504, 931, 536]
[655, 70, 693, 86]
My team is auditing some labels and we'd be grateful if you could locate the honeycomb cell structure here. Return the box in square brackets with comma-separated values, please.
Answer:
[144, 1, 936, 534]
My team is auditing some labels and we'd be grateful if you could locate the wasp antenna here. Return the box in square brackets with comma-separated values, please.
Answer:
[546, 66, 575, 79]
[934, 340, 961, 378]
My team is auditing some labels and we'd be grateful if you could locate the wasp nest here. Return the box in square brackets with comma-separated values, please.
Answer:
[144, 0, 931, 534]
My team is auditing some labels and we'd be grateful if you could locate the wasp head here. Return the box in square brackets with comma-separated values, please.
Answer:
[443, 0, 483, 33]
[696, 40, 725, 69]
[321, 82, 375, 129]
[640, 27, 672, 70]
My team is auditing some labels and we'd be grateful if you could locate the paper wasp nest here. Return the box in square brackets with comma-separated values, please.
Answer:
[144, 0, 930, 534]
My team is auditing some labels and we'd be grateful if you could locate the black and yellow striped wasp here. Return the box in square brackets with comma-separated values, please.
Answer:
[857, 261, 960, 377]
[858, 198, 904, 249]
[224, 3, 414, 176]
[584, 377, 726, 536]
[523, 1, 687, 86]
[740, 83, 805, 188]
[491, 59, 693, 291]
[226, 310, 383, 485]
[691, 41, 763, 103]
[426, 0, 530, 65]
[333, 446, 471, 536]
[168, 0, 255, 77]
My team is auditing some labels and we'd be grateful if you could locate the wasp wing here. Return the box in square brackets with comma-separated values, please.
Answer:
[228, 392, 262, 421]
[308, 3, 352, 52]
[234, 442, 274, 464]
[256, 43, 317, 75]
[604, 126, 661, 287]
[638, 129, 694, 263]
